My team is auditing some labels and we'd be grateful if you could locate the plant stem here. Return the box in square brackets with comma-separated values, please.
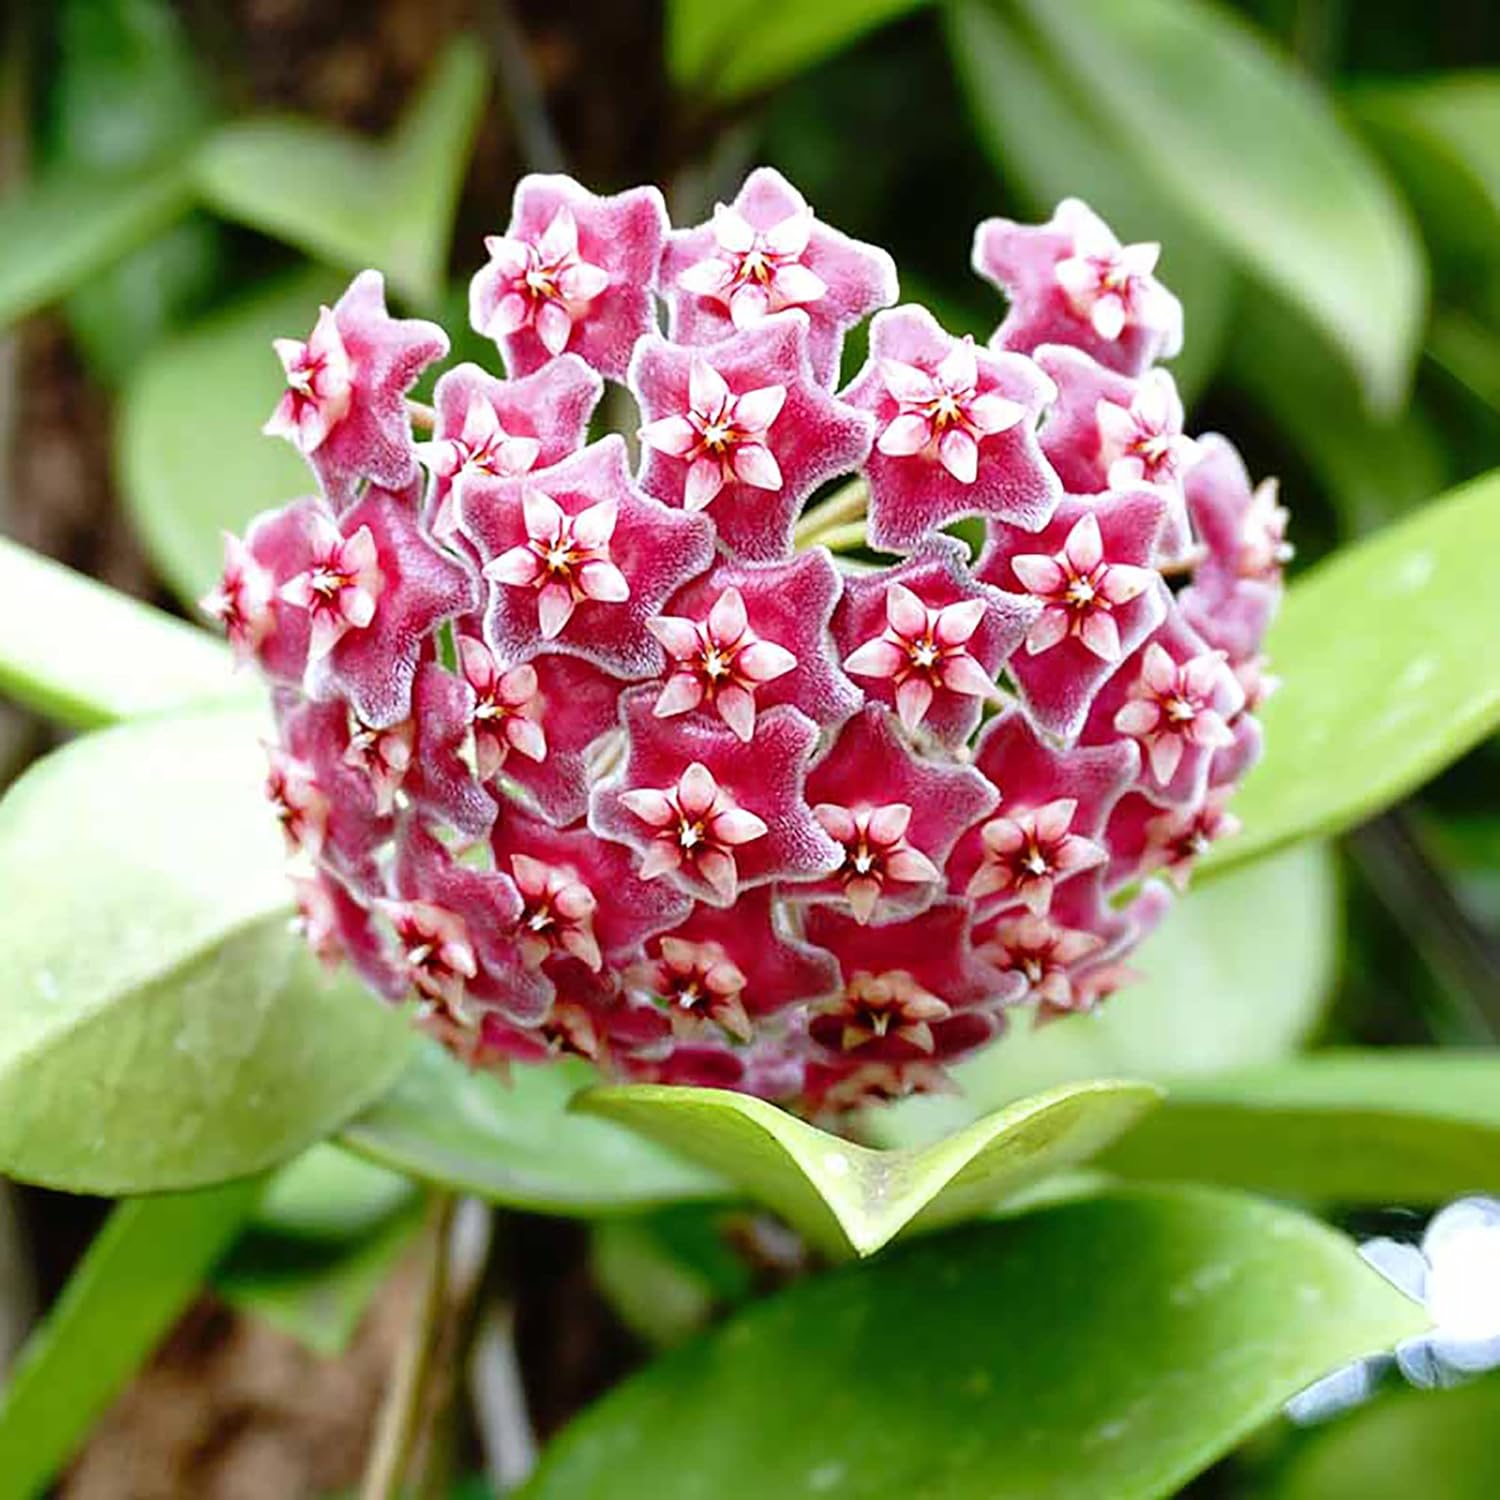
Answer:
[793, 479, 868, 547]
[405, 398, 437, 431]
[361, 1191, 457, 1500]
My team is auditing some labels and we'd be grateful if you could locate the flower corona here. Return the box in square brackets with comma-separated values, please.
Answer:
[210, 169, 1287, 1115]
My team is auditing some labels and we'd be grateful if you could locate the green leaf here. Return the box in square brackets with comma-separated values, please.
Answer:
[876, 842, 1337, 1148]
[522, 1186, 1428, 1500]
[0, 535, 247, 730]
[216, 1198, 422, 1358]
[252, 1143, 415, 1242]
[576, 1078, 1161, 1257]
[0, 160, 193, 331]
[945, 0, 1234, 404]
[1103, 1050, 1500, 1203]
[0, 706, 412, 1194]
[1205, 470, 1500, 871]
[1227, 300, 1444, 536]
[1272, 1376, 1500, 1500]
[1352, 75, 1500, 274]
[0, 1178, 262, 1500]
[117, 265, 347, 604]
[1429, 308, 1500, 419]
[340, 1038, 725, 1216]
[192, 38, 486, 305]
[1015, 0, 1425, 412]
[669, 0, 929, 102]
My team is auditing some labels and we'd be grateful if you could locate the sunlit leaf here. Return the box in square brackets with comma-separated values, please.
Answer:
[877, 843, 1336, 1147]
[577, 1078, 1160, 1257]
[1206, 470, 1500, 870]
[0, 1179, 262, 1499]
[1016, 0, 1425, 412]
[1103, 1050, 1500, 1203]
[192, 38, 486, 305]
[0, 536, 247, 730]
[669, 0, 929, 102]
[522, 1187, 1427, 1499]
[0, 707, 412, 1194]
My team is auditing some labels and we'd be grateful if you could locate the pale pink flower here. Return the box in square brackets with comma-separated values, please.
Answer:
[1096, 370, 1198, 491]
[264, 304, 352, 455]
[280, 513, 384, 661]
[967, 799, 1106, 915]
[1114, 643, 1239, 785]
[200, 533, 275, 663]
[509, 853, 603, 972]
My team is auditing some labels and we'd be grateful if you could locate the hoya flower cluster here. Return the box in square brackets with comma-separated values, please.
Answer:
[207, 170, 1288, 1115]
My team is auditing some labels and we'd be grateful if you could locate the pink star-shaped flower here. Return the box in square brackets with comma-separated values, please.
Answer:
[655, 549, 860, 736]
[628, 887, 840, 1045]
[1099, 628, 1244, 797]
[417, 356, 602, 539]
[974, 199, 1183, 376]
[286, 484, 478, 728]
[797, 706, 998, 923]
[977, 492, 1169, 742]
[410, 641, 622, 830]
[1108, 785, 1242, 892]
[469, 174, 667, 379]
[264, 271, 447, 507]
[463, 436, 715, 679]
[660, 166, 898, 387]
[201, 532, 275, 665]
[290, 868, 405, 998]
[389, 820, 551, 1027]
[947, 707, 1137, 916]
[491, 804, 691, 964]
[341, 713, 413, 816]
[1008, 511, 1157, 663]
[593, 691, 840, 906]
[833, 537, 1037, 744]
[842, 305, 1060, 550]
[972, 911, 1105, 1015]
[631, 312, 873, 559]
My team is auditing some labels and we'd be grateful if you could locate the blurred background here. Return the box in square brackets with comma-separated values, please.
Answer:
[3, 0, 1500, 1493]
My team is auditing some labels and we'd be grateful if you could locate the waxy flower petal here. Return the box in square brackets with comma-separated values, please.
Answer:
[660, 166, 898, 386]
[265, 270, 447, 507]
[469, 175, 667, 379]
[631, 312, 873, 559]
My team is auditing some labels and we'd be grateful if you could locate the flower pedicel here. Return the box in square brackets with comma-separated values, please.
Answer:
[206, 170, 1287, 1116]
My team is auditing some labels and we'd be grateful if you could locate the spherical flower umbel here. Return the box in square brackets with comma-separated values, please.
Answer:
[212, 168, 1287, 1116]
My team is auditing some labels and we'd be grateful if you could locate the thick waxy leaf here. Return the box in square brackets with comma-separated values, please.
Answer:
[251, 1143, 416, 1242]
[1206, 470, 1500, 871]
[0, 536, 246, 730]
[1353, 76, 1500, 272]
[523, 1187, 1427, 1499]
[1103, 1050, 1500, 1203]
[1273, 1376, 1500, 1500]
[0, 160, 192, 331]
[946, 0, 1233, 403]
[669, 0, 928, 101]
[117, 265, 347, 603]
[576, 1078, 1161, 1257]
[0, 707, 411, 1194]
[192, 38, 486, 305]
[0, 1179, 262, 1499]
[878, 843, 1336, 1147]
[1017, 0, 1424, 412]
[341, 1040, 724, 1215]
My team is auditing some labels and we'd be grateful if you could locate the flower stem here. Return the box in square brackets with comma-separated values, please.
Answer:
[809, 519, 872, 555]
[361, 1191, 456, 1500]
[405, 398, 437, 432]
[794, 479, 868, 548]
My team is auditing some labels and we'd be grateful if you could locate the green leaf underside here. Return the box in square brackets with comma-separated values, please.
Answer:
[1016, 0, 1424, 413]
[669, 0, 929, 102]
[0, 707, 411, 1194]
[945, 0, 1234, 405]
[0, 160, 193, 331]
[576, 1077, 1162, 1257]
[522, 1187, 1427, 1500]
[1205, 469, 1500, 871]
[0, 535, 245, 730]
[191, 38, 486, 305]
[877, 843, 1336, 1146]
[1272, 1375, 1500, 1500]
[340, 1039, 725, 1216]
[0, 1179, 263, 1500]
[1102, 1050, 1500, 1203]
[117, 265, 348, 605]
